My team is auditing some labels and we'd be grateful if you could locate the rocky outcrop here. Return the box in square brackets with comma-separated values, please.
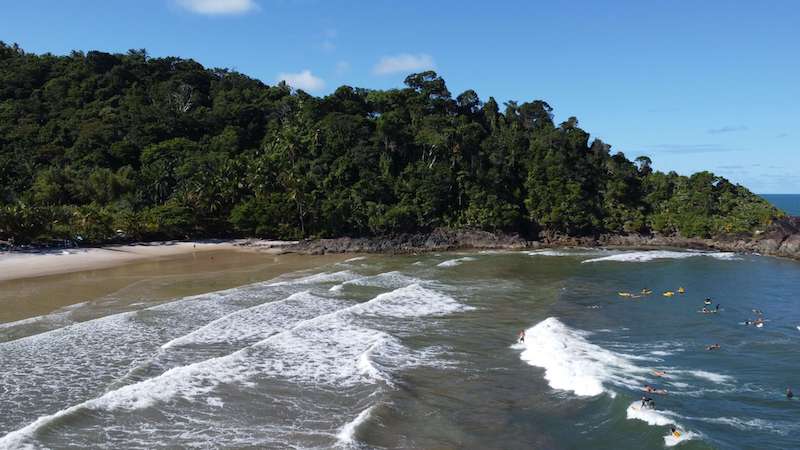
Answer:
[282, 218, 800, 261]
[288, 229, 530, 255]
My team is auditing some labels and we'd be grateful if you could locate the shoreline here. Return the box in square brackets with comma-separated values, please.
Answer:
[2, 216, 798, 284]
[0, 239, 296, 283]
[281, 220, 800, 262]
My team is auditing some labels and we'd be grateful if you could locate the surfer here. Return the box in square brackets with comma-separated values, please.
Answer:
[704, 298, 712, 306]
[517, 330, 525, 343]
[670, 426, 681, 438]
[706, 344, 721, 351]
[644, 384, 667, 395]
[788, 387, 794, 399]
[652, 370, 666, 377]
[641, 396, 655, 409]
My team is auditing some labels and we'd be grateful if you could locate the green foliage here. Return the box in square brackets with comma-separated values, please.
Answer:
[0, 42, 781, 244]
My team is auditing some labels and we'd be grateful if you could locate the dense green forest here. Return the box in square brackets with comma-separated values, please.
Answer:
[0, 42, 780, 245]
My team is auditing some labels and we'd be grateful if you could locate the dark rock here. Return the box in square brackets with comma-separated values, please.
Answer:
[283, 219, 800, 262]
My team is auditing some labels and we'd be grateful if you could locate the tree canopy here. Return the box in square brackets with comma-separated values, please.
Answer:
[0, 43, 780, 244]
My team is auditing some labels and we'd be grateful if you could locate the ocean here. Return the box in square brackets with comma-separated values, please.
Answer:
[1, 250, 798, 449]
[761, 194, 800, 216]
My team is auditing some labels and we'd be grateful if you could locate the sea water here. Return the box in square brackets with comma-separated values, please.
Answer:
[1, 250, 798, 449]
[761, 194, 800, 216]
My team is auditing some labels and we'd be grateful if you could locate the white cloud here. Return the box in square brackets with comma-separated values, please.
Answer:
[373, 53, 435, 75]
[322, 40, 336, 52]
[335, 61, 350, 75]
[176, 0, 258, 15]
[276, 70, 325, 92]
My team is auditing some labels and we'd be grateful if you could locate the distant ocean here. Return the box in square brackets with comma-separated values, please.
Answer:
[761, 194, 800, 216]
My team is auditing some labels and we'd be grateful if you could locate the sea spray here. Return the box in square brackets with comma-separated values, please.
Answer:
[516, 317, 650, 396]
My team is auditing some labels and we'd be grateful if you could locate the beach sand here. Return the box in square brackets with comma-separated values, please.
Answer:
[0, 242, 345, 324]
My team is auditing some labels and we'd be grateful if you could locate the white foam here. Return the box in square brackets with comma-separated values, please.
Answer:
[517, 318, 649, 396]
[699, 417, 796, 436]
[682, 370, 733, 384]
[582, 250, 740, 263]
[267, 270, 358, 287]
[437, 257, 476, 267]
[626, 401, 678, 426]
[626, 401, 700, 446]
[0, 284, 467, 445]
[337, 405, 374, 445]
[205, 397, 224, 408]
[650, 351, 672, 356]
[161, 291, 345, 349]
[330, 271, 421, 292]
[527, 249, 603, 257]
[664, 431, 699, 447]
[344, 256, 367, 262]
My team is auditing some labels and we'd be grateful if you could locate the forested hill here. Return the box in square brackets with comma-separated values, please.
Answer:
[0, 43, 780, 245]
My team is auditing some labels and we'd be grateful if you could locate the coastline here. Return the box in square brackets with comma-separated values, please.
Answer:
[282, 217, 800, 262]
[0, 246, 343, 325]
[0, 239, 294, 283]
[2, 215, 797, 285]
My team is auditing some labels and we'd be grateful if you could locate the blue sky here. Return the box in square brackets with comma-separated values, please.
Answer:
[2, 0, 798, 193]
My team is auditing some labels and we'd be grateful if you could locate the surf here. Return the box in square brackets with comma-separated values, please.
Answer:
[0, 283, 469, 447]
[516, 318, 651, 396]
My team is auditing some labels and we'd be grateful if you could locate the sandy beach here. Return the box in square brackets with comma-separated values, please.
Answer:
[0, 240, 292, 283]
[0, 240, 349, 324]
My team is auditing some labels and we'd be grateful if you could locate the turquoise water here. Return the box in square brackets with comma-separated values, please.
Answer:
[0, 250, 798, 449]
[761, 194, 800, 216]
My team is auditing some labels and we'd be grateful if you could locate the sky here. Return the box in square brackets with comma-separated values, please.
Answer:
[2, 0, 798, 193]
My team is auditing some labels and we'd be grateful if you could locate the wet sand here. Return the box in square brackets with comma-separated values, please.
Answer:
[0, 250, 348, 324]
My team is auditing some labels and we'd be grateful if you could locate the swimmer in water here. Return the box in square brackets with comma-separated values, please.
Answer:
[706, 344, 721, 351]
[704, 298, 712, 306]
[517, 330, 525, 343]
[715, 304, 720, 312]
[644, 384, 668, 395]
[788, 387, 794, 399]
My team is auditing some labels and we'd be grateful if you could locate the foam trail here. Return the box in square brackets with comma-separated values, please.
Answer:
[336, 406, 375, 446]
[517, 318, 651, 396]
[582, 250, 740, 263]
[437, 257, 476, 267]
[0, 284, 467, 447]
[330, 271, 420, 292]
[626, 401, 679, 426]
[527, 249, 605, 257]
[267, 270, 357, 287]
[680, 370, 733, 384]
[160, 291, 342, 349]
[626, 401, 701, 446]
[344, 257, 367, 262]
[664, 431, 699, 447]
